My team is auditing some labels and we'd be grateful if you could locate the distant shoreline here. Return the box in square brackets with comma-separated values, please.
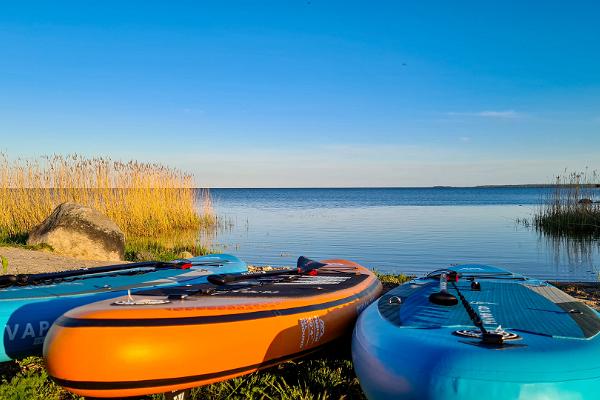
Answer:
[203, 184, 600, 189]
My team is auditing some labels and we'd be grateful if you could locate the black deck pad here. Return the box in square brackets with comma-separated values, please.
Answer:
[135, 272, 368, 298]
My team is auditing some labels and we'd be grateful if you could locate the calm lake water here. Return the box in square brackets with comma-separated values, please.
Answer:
[199, 188, 600, 282]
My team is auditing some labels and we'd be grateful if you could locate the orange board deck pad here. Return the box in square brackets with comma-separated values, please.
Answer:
[43, 259, 382, 398]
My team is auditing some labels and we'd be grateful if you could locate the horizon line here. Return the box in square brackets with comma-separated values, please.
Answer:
[201, 184, 580, 189]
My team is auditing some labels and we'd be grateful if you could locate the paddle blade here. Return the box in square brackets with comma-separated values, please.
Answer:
[0, 275, 16, 288]
[297, 256, 327, 273]
[207, 274, 232, 285]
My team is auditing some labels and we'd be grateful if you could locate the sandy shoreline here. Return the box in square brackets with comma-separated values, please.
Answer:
[0, 246, 116, 275]
[554, 282, 600, 309]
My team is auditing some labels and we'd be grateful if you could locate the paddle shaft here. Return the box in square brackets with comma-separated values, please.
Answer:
[450, 280, 487, 334]
[207, 268, 296, 285]
[208, 256, 327, 285]
[0, 260, 224, 287]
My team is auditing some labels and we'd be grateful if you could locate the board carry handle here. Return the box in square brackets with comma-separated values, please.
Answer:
[0, 259, 224, 288]
[207, 256, 327, 285]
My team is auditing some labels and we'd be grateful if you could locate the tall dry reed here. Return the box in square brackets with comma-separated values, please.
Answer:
[534, 169, 600, 236]
[0, 154, 213, 238]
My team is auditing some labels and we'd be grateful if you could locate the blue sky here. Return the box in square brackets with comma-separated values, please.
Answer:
[1, 1, 599, 187]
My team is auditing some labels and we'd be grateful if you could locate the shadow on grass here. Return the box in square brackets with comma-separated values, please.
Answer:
[152, 334, 365, 400]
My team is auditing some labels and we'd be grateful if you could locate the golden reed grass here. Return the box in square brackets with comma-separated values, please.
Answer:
[0, 153, 214, 238]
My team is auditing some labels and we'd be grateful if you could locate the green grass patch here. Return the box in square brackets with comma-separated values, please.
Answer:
[0, 231, 53, 252]
[0, 357, 80, 400]
[0, 231, 209, 263]
[374, 271, 412, 286]
[124, 234, 210, 262]
[1, 255, 7, 273]
[374, 271, 413, 293]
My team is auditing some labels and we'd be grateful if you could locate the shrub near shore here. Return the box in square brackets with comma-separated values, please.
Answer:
[0, 154, 214, 259]
[534, 170, 600, 237]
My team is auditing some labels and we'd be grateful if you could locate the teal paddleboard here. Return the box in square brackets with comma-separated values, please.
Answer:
[352, 264, 600, 400]
[0, 254, 246, 362]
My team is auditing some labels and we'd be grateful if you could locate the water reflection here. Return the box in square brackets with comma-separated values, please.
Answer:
[541, 233, 600, 281]
[198, 216, 235, 254]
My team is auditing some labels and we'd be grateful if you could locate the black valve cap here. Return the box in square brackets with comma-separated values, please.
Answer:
[471, 281, 481, 291]
[429, 291, 458, 306]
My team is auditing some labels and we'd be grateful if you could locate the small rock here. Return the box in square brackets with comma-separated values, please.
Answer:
[133, 250, 154, 261]
[578, 198, 593, 205]
[27, 202, 125, 261]
[177, 251, 194, 260]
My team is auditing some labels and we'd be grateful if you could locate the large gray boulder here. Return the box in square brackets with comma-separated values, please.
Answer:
[27, 202, 125, 261]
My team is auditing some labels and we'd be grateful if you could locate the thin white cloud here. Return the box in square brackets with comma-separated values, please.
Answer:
[446, 110, 521, 119]
[459, 136, 471, 142]
[478, 110, 519, 118]
[182, 108, 205, 115]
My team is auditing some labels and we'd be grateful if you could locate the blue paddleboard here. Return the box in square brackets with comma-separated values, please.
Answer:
[0, 254, 246, 362]
[352, 264, 600, 400]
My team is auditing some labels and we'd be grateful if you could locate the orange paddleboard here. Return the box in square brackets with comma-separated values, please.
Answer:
[44, 258, 381, 398]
